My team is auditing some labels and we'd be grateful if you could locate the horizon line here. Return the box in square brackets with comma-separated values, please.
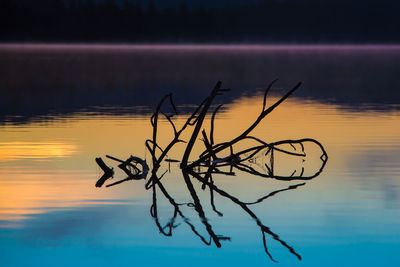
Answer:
[1, 43, 400, 51]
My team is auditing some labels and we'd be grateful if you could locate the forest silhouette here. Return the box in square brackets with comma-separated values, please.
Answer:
[1, 0, 400, 43]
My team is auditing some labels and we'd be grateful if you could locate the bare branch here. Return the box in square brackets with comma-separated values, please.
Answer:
[262, 79, 278, 111]
[181, 81, 223, 168]
[188, 82, 301, 168]
[210, 104, 223, 145]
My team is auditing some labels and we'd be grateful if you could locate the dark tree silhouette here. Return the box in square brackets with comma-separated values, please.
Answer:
[1, 0, 400, 43]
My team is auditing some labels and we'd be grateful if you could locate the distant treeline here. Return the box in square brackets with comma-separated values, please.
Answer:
[1, 0, 400, 43]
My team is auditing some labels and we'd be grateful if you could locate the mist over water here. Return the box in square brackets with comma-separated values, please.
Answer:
[1, 44, 400, 124]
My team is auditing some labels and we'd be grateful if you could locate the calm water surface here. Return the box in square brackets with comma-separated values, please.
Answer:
[0, 45, 399, 266]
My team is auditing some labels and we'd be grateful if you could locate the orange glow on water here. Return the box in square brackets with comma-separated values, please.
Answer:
[0, 142, 78, 161]
[1, 95, 400, 224]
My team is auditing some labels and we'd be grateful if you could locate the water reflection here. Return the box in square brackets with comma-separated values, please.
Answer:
[1, 44, 400, 124]
[0, 79, 399, 266]
[149, 168, 305, 262]
[0, 141, 78, 161]
[1, 93, 399, 225]
[95, 81, 328, 262]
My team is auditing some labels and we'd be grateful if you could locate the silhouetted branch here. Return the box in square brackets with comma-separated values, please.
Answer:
[232, 138, 328, 180]
[201, 129, 216, 162]
[161, 111, 178, 136]
[209, 176, 223, 217]
[150, 172, 226, 245]
[181, 170, 224, 247]
[210, 104, 223, 145]
[188, 81, 301, 168]
[180, 81, 223, 168]
[145, 83, 224, 187]
[262, 79, 278, 111]
[102, 155, 149, 187]
[187, 167, 302, 261]
[95, 157, 114, 187]
[95, 79, 328, 262]
[244, 183, 306, 205]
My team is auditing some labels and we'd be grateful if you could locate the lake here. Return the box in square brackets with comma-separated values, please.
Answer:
[0, 44, 399, 266]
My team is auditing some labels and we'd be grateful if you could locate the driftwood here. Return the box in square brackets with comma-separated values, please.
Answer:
[96, 155, 149, 188]
[95, 80, 328, 262]
[95, 157, 114, 187]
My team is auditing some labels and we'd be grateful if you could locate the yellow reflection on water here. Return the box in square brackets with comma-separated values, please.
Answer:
[218, 96, 400, 149]
[0, 171, 87, 221]
[1, 95, 400, 224]
[0, 142, 78, 161]
[0, 169, 146, 222]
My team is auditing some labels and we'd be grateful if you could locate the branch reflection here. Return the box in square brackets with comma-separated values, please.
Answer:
[95, 80, 328, 262]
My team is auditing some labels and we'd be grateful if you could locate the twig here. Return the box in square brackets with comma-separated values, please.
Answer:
[187, 168, 302, 260]
[180, 81, 223, 168]
[188, 82, 301, 168]
[210, 104, 223, 145]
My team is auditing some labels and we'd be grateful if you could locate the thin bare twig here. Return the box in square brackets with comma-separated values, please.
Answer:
[188, 82, 301, 168]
